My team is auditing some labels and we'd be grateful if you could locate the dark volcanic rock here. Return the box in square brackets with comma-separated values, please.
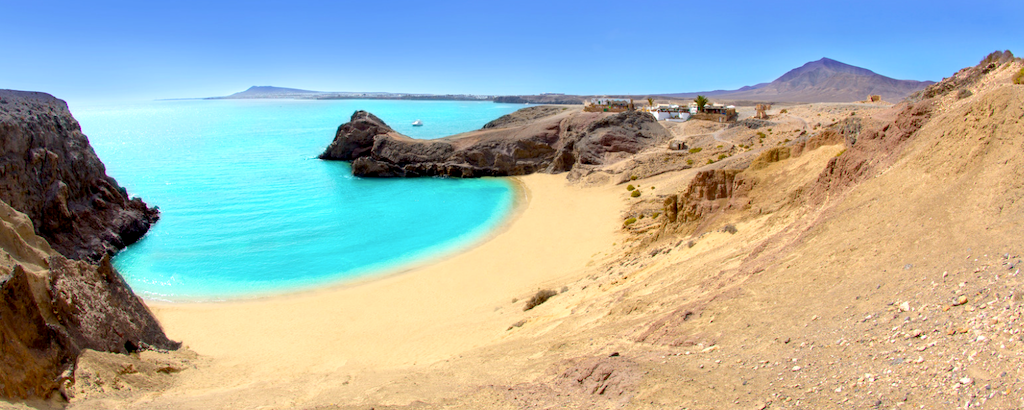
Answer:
[319, 110, 396, 161]
[0, 89, 159, 262]
[320, 108, 670, 178]
[49, 254, 179, 353]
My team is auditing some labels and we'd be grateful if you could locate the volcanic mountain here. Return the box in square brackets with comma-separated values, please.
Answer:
[665, 58, 934, 103]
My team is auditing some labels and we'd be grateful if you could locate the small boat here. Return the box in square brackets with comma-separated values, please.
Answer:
[412, 119, 423, 126]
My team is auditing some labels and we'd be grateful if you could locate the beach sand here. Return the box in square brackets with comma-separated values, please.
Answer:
[139, 173, 622, 406]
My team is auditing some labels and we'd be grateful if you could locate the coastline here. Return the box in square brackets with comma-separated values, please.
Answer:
[143, 173, 622, 402]
[142, 176, 527, 304]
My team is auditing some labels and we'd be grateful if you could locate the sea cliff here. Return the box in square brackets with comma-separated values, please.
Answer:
[0, 90, 159, 262]
[0, 90, 177, 401]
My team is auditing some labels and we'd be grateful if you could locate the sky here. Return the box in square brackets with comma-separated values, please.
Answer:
[3, 0, 1022, 103]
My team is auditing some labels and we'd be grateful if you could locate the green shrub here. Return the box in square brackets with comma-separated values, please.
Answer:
[624, 217, 637, 226]
[783, 138, 791, 143]
[626, 184, 635, 191]
[523, 289, 557, 311]
[688, 147, 703, 154]
[836, 149, 846, 157]
[718, 153, 728, 160]
[653, 212, 660, 218]
[757, 132, 766, 138]
[707, 159, 714, 164]
[630, 190, 641, 198]
[630, 175, 638, 180]
[780, 109, 788, 114]
[1014, 68, 1024, 85]
[638, 214, 645, 219]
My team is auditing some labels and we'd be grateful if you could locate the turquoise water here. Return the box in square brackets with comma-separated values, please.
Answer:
[72, 99, 524, 301]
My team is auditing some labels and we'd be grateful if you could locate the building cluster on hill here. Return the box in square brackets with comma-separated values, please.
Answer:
[584, 97, 738, 122]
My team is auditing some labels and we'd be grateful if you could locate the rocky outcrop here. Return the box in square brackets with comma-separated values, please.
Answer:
[0, 89, 159, 262]
[49, 254, 179, 354]
[0, 90, 177, 401]
[1, 265, 71, 399]
[321, 108, 670, 178]
[660, 169, 755, 233]
[0, 200, 178, 401]
[318, 111, 397, 161]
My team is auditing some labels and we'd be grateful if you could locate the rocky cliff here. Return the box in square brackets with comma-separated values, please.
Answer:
[320, 108, 670, 178]
[0, 89, 159, 262]
[0, 90, 177, 401]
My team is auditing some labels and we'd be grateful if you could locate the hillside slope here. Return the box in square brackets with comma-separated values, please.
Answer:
[665, 58, 933, 103]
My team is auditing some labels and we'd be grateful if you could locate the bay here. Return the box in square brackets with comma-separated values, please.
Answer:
[72, 98, 524, 301]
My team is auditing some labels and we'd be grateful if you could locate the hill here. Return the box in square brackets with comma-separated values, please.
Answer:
[664, 58, 934, 103]
[221, 86, 321, 99]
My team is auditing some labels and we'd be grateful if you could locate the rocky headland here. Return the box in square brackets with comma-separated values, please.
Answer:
[0, 90, 177, 403]
[319, 107, 670, 178]
[0, 90, 159, 262]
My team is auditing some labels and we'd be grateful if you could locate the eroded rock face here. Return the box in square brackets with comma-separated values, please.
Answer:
[49, 254, 179, 354]
[318, 110, 395, 161]
[0, 89, 159, 262]
[320, 108, 669, 178]
[0, 266, 72, 399]
[661, 169, 755, 233]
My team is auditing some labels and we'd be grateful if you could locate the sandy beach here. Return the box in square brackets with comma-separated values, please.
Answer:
[139, 173, 621, 405]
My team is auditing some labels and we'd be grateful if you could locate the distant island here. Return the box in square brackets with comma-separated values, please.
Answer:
[210, 86, 495, 102]
[213, 57, 933, 105]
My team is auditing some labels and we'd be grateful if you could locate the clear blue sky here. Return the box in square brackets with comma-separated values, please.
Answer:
[3, 0, 1022, 103]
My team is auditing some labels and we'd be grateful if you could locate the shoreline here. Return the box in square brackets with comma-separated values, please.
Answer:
[144, 176, 530, 305]
[146, 173, 621, 389]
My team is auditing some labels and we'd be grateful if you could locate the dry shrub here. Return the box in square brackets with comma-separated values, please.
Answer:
[524, 289, 557, 311]
[1013, 68, 1024, 85]
[721, 224, 738, 234]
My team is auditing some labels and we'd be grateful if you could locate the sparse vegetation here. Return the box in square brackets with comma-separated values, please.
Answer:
[653, 212, 660, 218]
[630, 190, 641, 198]
[780, 109, 788, 114]
[1014, 68, 1024, 85]
[686, 159, 694, 165]
[718, 153, 728, 160]
[638, 214, 645, 219]
[957, 89, 973, 99]
[707, 159, 714, 164]
[836, 149, 846, 157]
[624, 217, 637, 226]
[694, 95, 709, 112]
[626, 184, 635, 191]
[688, 147, 703, 154]
[630, 175, 638, 181]
[756, 132, 766, 139]
[721, 224, 738, 234]
[523, 289, 557, 311]
[783, 138, 791, 143]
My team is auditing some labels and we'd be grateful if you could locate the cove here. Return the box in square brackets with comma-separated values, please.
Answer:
[72, 99, 524, 301]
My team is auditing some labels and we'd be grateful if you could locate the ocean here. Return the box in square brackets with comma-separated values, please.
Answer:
[71, 98, 525, 301]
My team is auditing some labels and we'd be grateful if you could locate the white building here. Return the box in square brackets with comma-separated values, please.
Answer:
[645, 104, 691, 121]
